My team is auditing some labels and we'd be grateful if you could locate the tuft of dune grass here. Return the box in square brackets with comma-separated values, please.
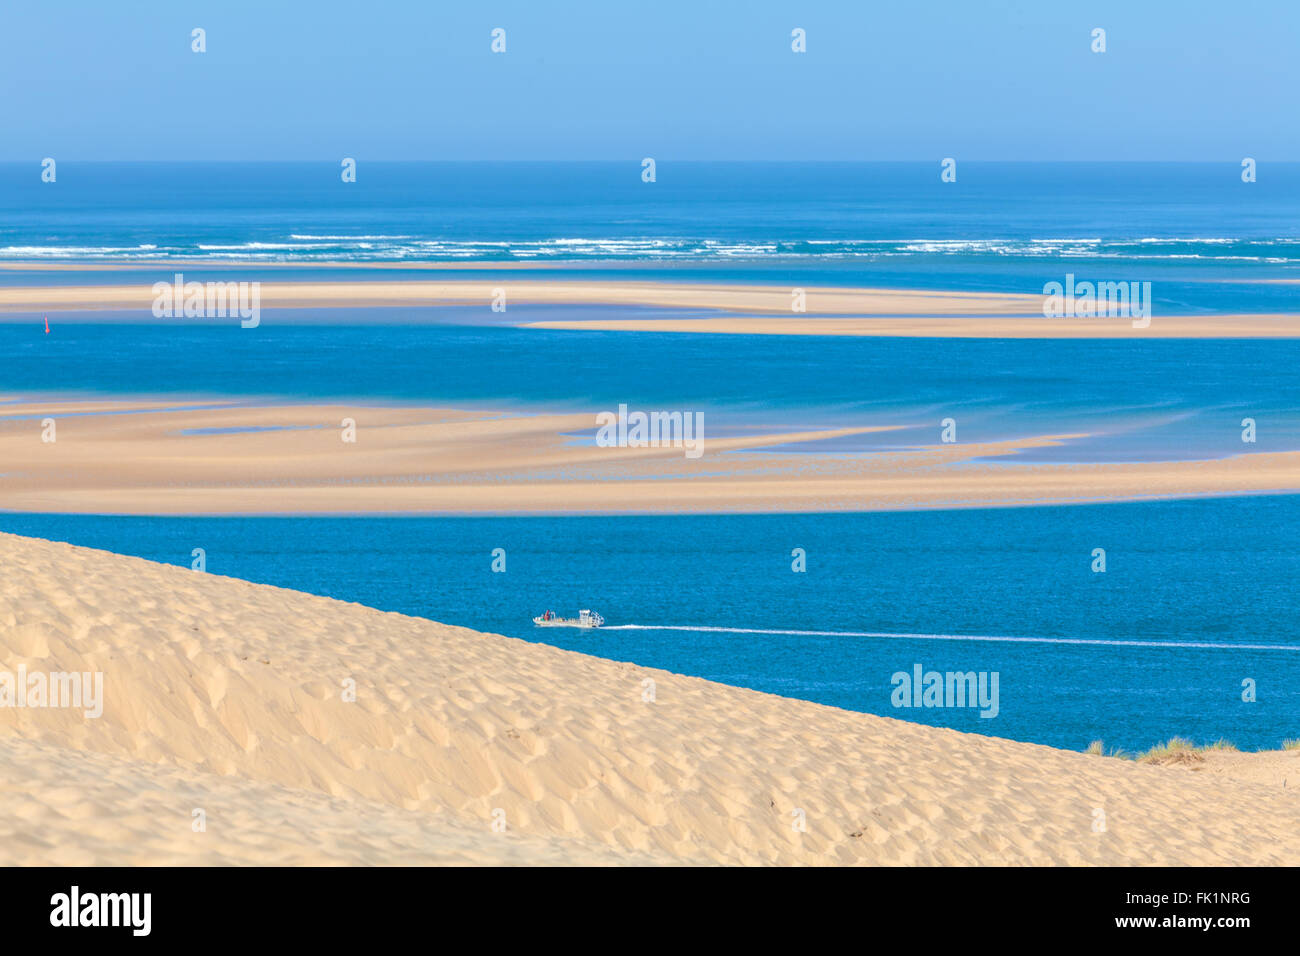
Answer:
[1138, 737, 1205, 765]
[1092, 737, 1293, 763]
[1083, 740, 1131, 759]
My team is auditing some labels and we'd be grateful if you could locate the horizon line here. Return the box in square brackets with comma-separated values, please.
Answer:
[1, 157, 1294, 165]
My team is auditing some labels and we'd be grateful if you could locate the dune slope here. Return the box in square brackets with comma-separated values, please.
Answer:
[2, 530, 1298, 865]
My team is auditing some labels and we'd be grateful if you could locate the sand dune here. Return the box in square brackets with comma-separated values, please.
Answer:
[0, 735, 666, 866]
[2, 530, 1299, 865]
[0, 397, 1296, 515]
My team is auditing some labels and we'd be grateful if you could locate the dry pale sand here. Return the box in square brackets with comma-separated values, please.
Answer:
[1, 397, 1296, 515]
[1, 529, 1298, 866]
[1168, 748, 1300, 789]
[0, 735, 665, 866]
[0, 279, 1040, 316]
[2, 276, 1296, 336]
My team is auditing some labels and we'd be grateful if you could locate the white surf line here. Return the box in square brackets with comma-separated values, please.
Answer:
[601, 624, 1299, 652]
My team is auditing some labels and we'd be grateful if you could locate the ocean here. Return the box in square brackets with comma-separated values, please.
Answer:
[3, 161, 1300, 312]
[2, 323, 1297, 463]
[1, 500, 1297, 754]
[2, 160, 1298, 753]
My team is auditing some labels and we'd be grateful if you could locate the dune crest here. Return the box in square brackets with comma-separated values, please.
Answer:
[2, 530, 1298, 865]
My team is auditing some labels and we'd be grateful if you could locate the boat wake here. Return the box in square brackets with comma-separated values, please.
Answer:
[600, 624, 1299, 652]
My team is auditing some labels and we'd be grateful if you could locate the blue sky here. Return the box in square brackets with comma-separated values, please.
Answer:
[1, 0, 1296, 160]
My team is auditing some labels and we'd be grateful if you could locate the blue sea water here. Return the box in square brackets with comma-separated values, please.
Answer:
[2, 161, 1298, 752]
[2, 498, 1297, 754]
[3, 161, 1300, 312]
[3, 325, 1299, 752]
[2, 322, 1299, 463]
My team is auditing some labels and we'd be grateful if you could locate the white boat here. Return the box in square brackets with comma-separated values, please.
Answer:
[532, 608, 604, 629]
